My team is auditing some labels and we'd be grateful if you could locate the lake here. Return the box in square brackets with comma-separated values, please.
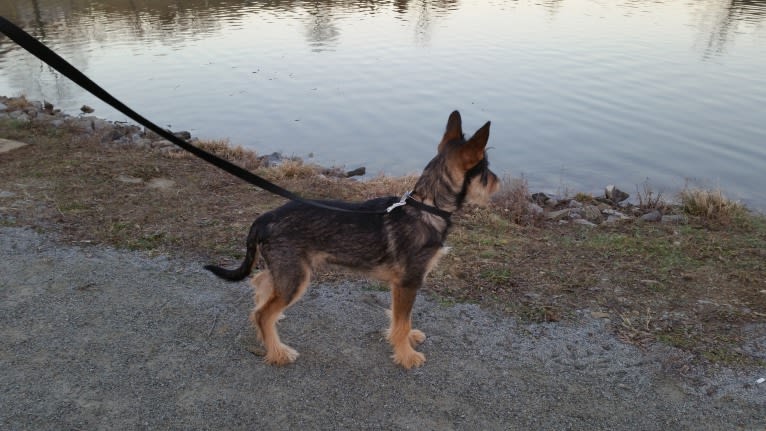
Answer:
[1, 0, 765, 209]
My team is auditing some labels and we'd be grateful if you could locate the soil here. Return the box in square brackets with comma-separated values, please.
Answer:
[2, 226, 765, 430]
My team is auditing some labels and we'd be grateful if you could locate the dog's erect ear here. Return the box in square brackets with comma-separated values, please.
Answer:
[438, 111, 463, 152]
[459, 121, 491, 169]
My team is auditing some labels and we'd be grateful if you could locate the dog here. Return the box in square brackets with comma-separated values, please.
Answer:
[205, 111, 499, 368]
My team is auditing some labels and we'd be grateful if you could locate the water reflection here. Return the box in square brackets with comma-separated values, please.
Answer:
[305, 5, 340, 52]
[700, 0, 766, 58]
[3, 0, 764, 60]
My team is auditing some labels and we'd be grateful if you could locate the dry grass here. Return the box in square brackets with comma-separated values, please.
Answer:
[635, 180, 668, 211]
[1, 94, 32, 110]
[491, 175, 542, 225]
[166, 138, 263, 170]
[2, 117, 765, 368]
[679, 186, 748, 226]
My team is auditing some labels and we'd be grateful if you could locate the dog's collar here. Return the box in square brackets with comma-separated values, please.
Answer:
[386, 191, 452, 220]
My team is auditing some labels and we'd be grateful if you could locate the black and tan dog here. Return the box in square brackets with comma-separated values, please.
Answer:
[205, 111, 499, 368]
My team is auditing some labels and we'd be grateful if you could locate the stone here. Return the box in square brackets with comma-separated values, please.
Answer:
[531, 192, 549, 205]
[173, 131, 192, 140]
[258, 152, 284, 167]
[116, 174, 144, 184]
[151, 140, 173, 149]
[583, 205, 603, 223]
[0, 138, 29, 154]
[605, 184, 629, 203]
[345, 167, 366, 178]
[147, 178, 175, 190]
[573, 219, 596, 227]
[8, 111, 30, 123]
[546, 208, 571, 221]
[661, 214, 688, 224]
[527, 202, 544, 215]
[640, 210, 662, 222]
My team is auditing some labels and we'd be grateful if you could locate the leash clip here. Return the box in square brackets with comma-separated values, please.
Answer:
[386, 191, 412, 213]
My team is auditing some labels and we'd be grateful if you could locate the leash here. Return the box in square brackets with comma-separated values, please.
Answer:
[0, 16, 451, 219]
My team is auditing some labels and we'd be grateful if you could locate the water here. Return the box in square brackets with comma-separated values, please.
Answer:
[1, 0, 765, 209]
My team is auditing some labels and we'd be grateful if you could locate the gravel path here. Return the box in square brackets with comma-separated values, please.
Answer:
[1, 227, 764, 430]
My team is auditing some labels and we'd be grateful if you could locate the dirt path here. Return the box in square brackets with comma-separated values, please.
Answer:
[1, 226, 764, 430]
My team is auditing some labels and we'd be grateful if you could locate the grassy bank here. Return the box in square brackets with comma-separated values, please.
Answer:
[1, 108, 764, 368]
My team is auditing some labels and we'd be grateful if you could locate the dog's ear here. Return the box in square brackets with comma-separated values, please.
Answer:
[459, 121, 491, 169]
[438, 111, 463, 152]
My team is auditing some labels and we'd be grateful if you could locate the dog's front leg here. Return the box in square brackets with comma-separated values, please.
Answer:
[386, 284, 426, 369]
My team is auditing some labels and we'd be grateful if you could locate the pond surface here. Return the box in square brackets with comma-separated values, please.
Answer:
[1, 0, 765, 209]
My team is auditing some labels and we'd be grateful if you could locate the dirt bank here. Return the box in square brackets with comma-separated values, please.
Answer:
[1, 226, 764, 430]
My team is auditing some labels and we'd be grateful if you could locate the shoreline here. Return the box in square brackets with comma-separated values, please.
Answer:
[2, 94, 750, 226]
[2, 93, 765, 372]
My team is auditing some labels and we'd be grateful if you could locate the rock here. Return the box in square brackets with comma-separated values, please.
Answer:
[101, 129, 124, 143]
[173, 131, 192, 140]
[133, 138, 153, 149]
[602, 208, 629, 218]
[605, 185, 629, 203]
[0, 138, 29, 154]
[640, 210, 662, 222]
[258, 152, 283, 168]
[573, 219, 596, 227]
[80, 105, 94, 113]
[661, 214, 688, 224]
[531, 192, 549, 205]
[0, 102, 7, 111]
[147, 178, 175, 190]
[527, 202, 544, 215]
[151, 140, 174, 149]
[583, 205, 603, 223]
[116, 174, 144, 184]
[8, 111, 30, 123]
[546, 208, 571, 221]
[345, 167, 366, 178]
[568, 199, 584, 208]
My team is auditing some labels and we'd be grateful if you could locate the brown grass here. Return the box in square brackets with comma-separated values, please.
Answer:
[491, 175, 542, 225]
[2, 117, 765, 368]
[635, 180, 668, 211]
[165, 138, 263, 170]
[679, 186, 748, 227]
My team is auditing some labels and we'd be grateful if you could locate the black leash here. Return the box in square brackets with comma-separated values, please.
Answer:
[0, 16, 451, 219]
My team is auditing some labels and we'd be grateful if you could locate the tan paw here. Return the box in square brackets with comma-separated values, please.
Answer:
[392, 349, 426, 369]
[264, 344, 299, 366]
[409, 329, 426, 346]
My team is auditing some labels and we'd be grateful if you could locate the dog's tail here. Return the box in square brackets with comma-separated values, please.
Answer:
[204, 220, 262, 282]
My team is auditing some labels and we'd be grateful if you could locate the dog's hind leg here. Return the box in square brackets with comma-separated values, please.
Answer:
[387, 284, 426, 369]
[249, 264, 311, 366]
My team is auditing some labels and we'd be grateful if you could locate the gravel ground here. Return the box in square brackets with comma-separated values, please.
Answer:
[1, 226, 764, 430]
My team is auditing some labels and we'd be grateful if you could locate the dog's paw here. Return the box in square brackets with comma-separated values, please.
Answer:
[265, 343, 299, 366]
[392, 349, 426, 369]
[409, 329, 426, 346]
